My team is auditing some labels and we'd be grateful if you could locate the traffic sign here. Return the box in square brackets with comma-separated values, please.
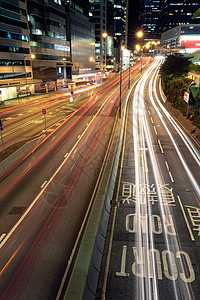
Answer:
[42, 108, 46, 115]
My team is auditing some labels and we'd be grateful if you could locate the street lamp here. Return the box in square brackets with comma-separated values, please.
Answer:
[137, 31, 143, 38]
[128, 52, 131, 89]
[85, 56, 94, 84]
[119, 45, 125, 118]
[24, 56, 28, 97]
[102, 32, 108, 72]
[136, 31, 143, 73]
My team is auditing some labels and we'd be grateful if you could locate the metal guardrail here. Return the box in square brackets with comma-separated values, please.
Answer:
[0, 136, 45, 175]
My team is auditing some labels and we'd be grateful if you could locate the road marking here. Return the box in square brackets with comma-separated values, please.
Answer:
[165, 161, 169, 171]
[148, 110, 151, 116]
[151, 117, 154, 124]
[41, 180, 48, 188]
[116, 246, 129, 277]
[77, 135, 80, 139]
[64, 152, 68, 158]
[154, 126, 158, 135]
[0, 233, 6, 242]
[169, 171, 174, 183]
[158, 140, 164, 153]
[177, 195, 195, 241]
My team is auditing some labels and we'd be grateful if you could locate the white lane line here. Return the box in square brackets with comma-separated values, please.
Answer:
[41, 180, 48, 188]
[152, 73, 200, 197]
[154, 126, 158, 135]
[169, 171, 174, 183]
[64, 152, 68, 158]
[77, 135, 81, 139]
[151, 117, 154, 124]
[0, 233, 6, 242]
[165, 161, 169, 171]
[158, 140, 164, 153]
[177, 195, 195, 242]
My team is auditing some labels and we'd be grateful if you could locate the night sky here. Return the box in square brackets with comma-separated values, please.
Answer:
[128, 0, 142, 50]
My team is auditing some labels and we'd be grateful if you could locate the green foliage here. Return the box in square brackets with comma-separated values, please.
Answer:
[162, 75, 192, 108]
[159, 53, 191, 77]
[160, 55, 200, 128]
[192, 8, 200, 20]
[193, 115, 200, 129]
[189, 63, 200, 73]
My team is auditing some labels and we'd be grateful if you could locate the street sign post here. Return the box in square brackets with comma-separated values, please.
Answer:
[42, 108, 46, 115]
[0, 119, 5, 154]
[42, 109, 47, 135]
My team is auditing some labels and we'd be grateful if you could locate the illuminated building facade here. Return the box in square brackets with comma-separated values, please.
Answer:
[28, 0, 72, 82]
[160, 0, 199, 32]
[66, 0, 95, 76]
[114, 0, 126, 40]
[89, 0, 114, 71]
[161, 24, 200, 55]
[0, 0, 34, 99]
[140, 0, 161, 41]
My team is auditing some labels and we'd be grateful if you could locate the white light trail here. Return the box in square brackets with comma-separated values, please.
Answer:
[151, 57, 200, 198]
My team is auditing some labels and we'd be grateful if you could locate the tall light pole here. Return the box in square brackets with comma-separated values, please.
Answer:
[24, 53, 35, 98]
[86, 56, 94, 83]
[24, 56, 28, 97]
[102, 32, 108, 72]
[128, 52, 131, 89]
[136, 31, 143, 74]
[119, 44, 125, 118]
[135, 44, 142, 73]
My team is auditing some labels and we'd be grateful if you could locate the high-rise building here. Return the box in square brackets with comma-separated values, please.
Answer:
[0, 0, 34, 99]
[114, 0, 127, 44]
[28, 0, 72, 83]
[160, 0, 199, 33]
[89, 0, 108, 71]
[66, 0, 95, 77]
[89, 0, 114, 71]
[140, 0, 161, 41]
[113, 0, 129, 71]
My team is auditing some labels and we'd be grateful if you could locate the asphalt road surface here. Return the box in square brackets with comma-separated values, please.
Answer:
[0, 63, 146, 299]
[98, 57, 200, 300]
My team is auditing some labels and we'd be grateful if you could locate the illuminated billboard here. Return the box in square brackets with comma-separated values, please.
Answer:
[180, 35, 200, 53]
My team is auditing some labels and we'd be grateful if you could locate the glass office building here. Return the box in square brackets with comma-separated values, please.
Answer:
[160, 0, 199, 32]
[0, 0, 34, 99]
[67, 0, 95, 76]
[28, 0, 72, 82]
[140, 0, 161, 41]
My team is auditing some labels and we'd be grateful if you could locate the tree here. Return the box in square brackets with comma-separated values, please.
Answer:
[192, 8, 200, 20]
[159, 54, 191, 77]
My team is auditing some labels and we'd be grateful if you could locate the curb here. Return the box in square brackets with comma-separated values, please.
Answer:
[63, 82, 136, 300]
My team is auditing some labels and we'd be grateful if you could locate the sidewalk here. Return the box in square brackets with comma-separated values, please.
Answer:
[1, 88, 69, 107]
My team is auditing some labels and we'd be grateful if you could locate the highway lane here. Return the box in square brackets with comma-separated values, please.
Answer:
[0, 62, 149, 299]
[0, 89, 118, 299]
[98, 57, 200, 299]
[0, 87, 99, 151]
[0, 61, 149, 156]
